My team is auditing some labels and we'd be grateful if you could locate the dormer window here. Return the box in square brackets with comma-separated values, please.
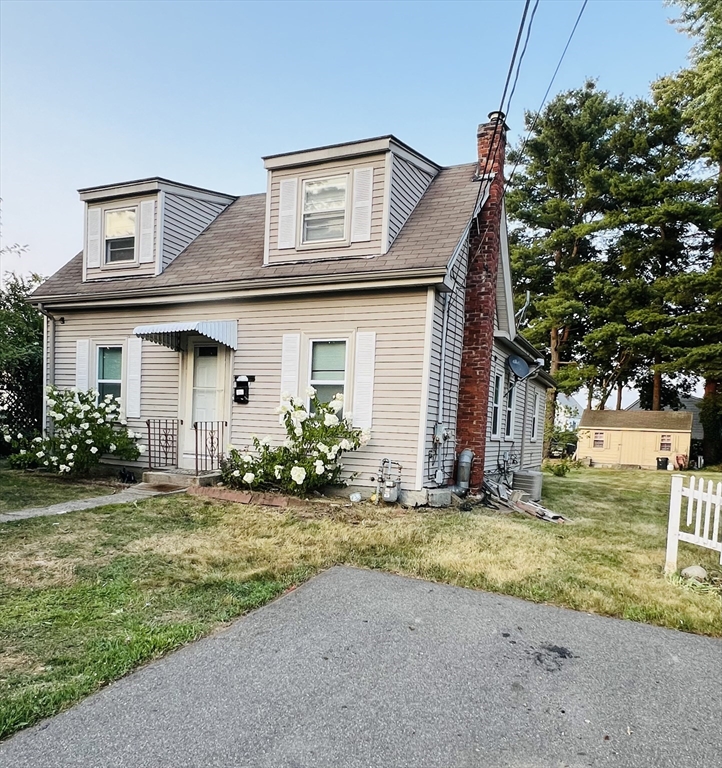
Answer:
[105, 208, 137, 263]
[301, 176, 348, 244]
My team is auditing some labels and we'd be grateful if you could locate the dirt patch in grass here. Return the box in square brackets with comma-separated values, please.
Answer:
[1, 469, 721, 740]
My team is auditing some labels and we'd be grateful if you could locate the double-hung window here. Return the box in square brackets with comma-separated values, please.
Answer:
[593, 431, 605, 449]
[660, 434, 672, 451]
[505, 381, 515, 439]
[105, 208, 136, 263]
[491, 373, 502, 438]
[97, 346, 122, 400]
[310, 340, 346, 410]
[301, 176, 347, 244]
[531, 392, 539, 441]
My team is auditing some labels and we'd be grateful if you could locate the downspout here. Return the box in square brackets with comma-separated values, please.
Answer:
[36, 303, 57, 435]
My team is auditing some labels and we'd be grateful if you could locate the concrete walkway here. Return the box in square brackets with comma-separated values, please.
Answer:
[1, 566, 720, 767]
[0, 486, 163, 523]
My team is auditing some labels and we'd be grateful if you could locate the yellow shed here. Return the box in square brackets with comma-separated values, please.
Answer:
[577, 410, 693, 470]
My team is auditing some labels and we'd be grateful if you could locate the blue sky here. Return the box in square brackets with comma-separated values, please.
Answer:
[1, 0, 693, 278]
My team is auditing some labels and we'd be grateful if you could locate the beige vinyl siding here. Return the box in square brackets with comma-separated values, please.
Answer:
[52, 289, 428, 489]
[161, 194, 229, 270]
[424, 240, 468, 486]
[85, 196, 157, 281]
[388, 154, 435, 248]
[266, 155, 386, 264]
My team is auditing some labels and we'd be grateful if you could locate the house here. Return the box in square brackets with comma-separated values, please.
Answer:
[29, 112, 553, 504]
[555, 393, 583, 432]
[577, 410, 693, 470]
[625, 396, 705, 443]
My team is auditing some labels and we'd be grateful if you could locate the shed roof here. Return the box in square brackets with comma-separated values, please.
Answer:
[31, 163, 480, 305]
[579, 410, 693, 432]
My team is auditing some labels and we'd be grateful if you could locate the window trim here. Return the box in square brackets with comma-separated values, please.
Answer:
[102, 204, 139, 268]
[491, 373, 502, 439]
[504, 379, 515, 440]
[307, 337, 349, 409]
[659, 433, 672, 452]
[96, 344, 123, 403]
[593, 431, 605, 449]
[298, 173, 350, 250]
[531, 392, 539, 442]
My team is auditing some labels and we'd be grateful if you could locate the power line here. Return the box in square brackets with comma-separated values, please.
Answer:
[504, 0, 589, 191]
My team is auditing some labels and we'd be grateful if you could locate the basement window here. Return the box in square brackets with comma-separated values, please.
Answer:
[660, 434, 672, 451]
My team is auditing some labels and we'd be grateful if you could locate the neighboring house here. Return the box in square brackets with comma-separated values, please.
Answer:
[30, 112, 553, 503]
[577, 410, 693, 470]
[626, 396, 704, 442]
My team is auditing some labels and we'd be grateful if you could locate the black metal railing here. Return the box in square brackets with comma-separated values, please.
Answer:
[193, 420, 227, 475]
[146, 419, 182, 469]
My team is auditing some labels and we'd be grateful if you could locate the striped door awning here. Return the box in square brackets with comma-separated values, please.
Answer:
[132, 320, 238, 351]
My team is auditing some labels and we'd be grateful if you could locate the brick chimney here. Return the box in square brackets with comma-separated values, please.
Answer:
[456, 111, 509, 488]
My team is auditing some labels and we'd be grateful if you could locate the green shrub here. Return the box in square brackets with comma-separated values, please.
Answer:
[543, 457, 583, 477]
[220, 389, 368, 496]
[1, 385, 141, 475]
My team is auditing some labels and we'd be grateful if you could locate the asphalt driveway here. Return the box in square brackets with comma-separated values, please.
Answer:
[1, 566, 720, 767]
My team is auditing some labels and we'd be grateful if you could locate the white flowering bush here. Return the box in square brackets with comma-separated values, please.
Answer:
[2, 385, 141, 475]
[220, 389, 370, 496]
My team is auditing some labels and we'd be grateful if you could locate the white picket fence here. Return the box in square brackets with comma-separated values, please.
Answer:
[665, 474, 722, 574]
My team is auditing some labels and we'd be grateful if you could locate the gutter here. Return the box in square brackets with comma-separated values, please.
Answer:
[30, 267, 449, 310]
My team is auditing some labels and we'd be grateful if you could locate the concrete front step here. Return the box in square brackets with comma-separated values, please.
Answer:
[142, 470, 221, 488]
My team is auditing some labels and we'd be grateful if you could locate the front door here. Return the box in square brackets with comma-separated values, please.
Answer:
[180, 340, 229, 469]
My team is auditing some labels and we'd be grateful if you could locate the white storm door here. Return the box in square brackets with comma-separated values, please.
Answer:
[192, 345, 221, 424]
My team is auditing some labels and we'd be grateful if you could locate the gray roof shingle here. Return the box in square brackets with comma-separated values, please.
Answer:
[32, 163, 480, 303]
[579, 410, 693, 432]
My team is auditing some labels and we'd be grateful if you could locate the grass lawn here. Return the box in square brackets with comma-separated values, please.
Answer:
[1, 467, 720, 739]
[0, 463, 116, 514]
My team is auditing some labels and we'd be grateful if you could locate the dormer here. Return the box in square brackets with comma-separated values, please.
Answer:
[262, 136, 440, 265]
[79, 177, 235, 281]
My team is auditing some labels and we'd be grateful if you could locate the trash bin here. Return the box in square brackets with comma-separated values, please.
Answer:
[656, 457, 669, 470]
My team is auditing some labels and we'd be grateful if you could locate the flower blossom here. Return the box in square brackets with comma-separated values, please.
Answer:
[314, 460, 325, 475]
[290, 466, 306, 485]
[274, 465, 284, 479]
[232, 469, 240, 477]
[305, 386, 316, 397]
[324, 413, 339, 427]
[243, 472, 255, 484]
[90, 446, 98, 454]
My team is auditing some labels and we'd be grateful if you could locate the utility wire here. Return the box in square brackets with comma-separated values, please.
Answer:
[504, 0, 589, 192]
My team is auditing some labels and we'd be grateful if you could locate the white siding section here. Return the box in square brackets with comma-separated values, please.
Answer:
[424, 239, 468, 487]
[75, 339, 89, 391]
[351, 168, 373, 243]
[280, 333, 301, 400]
[161, 194, 229, 270]
[52, 292, 428, 489]
[277, 179, 298, 249]
[86, 208, 101, 269]
[352, 331, 375, 429]
[388, 153, 435, 248]
[125, 336, 143, 418]
[138, 200, 155, 264]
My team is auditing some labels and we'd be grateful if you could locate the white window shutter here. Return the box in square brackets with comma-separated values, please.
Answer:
[86, 208, 101, 268]
[280, 333, 300, 400]
[138, 200, 155, 263]
[75, 339, 90, 391]
[353, 331, 376, 429]
[351, 168, 373, 243]
[126, 337, 143, 418]
[278, 178, 298, 249]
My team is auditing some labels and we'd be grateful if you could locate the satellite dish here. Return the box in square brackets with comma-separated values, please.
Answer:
[506, 355, 530, 379]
